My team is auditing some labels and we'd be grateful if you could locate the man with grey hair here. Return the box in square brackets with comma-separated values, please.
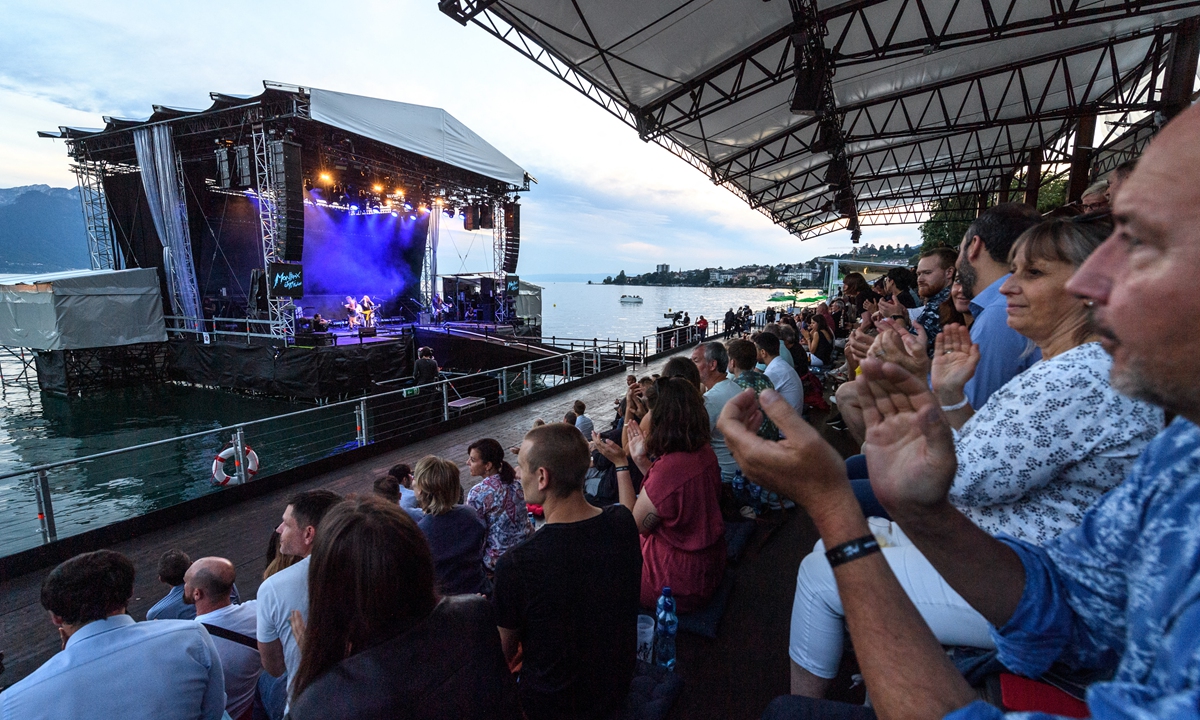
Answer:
[1081, 179, 1110, 213]
[185, 557, 260, 720]
[690, 341, 741, 482]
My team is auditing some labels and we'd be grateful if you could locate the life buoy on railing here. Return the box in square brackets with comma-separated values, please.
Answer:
[211, 444, 259, 486]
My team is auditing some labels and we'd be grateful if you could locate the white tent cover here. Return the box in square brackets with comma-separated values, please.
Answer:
[0, 268, 167, 350]
[309, 87, 526, 187]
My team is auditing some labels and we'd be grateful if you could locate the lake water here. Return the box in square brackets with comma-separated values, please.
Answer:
[0, 283, 815, 556]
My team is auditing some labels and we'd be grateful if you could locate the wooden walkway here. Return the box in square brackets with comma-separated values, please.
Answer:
[0, 349, 860, 720]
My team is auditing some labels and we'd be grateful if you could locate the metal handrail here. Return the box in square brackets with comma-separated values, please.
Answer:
[0, 346, 605, 485]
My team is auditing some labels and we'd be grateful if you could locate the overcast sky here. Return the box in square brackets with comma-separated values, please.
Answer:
[0, 0, 921, 277]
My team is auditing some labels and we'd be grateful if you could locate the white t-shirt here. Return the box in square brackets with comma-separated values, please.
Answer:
[256, 555, 309, 694]
[197, 601, 260, 719]
[763, 356, 804, 412]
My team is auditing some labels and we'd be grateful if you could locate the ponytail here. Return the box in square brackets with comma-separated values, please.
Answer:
[498, 460, 516, 485]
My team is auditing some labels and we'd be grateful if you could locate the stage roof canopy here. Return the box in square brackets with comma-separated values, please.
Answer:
[439, 0, 1200, 239]
[40, 81, 528, 190]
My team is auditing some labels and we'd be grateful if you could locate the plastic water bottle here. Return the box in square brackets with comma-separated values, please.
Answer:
[655, 587, 678, 671]
[732, 471, 745, 497]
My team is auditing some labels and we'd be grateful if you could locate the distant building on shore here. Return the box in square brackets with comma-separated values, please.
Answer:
[655, 263, 670, 274]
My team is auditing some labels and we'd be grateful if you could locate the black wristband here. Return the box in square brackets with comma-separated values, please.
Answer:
[825, 535, 881, 568]
[614, 466, 629, 472]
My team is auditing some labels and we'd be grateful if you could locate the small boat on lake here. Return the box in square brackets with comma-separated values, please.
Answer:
[768, 291, 796, 301]
[620, 295, 644, 304]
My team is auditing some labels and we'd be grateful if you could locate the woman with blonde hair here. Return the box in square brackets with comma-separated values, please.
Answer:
[413, 455, 487, 595]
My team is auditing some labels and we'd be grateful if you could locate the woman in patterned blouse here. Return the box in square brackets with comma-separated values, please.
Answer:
[787, 217, 1165, 699]
[466, 438, 535, 576]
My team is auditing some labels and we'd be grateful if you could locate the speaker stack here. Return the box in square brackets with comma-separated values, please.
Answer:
[270, 140, 305, 263]
[502, 202, 520, 273]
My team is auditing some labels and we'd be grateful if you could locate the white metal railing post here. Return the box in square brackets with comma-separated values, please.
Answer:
[356, 399, 369, 447]
[35, 469, 58, 543]
[442, 382, 450, 422]
[501, 368, 509, 403]
[524, 362, 532, 396]
[234, 427, 248, 485]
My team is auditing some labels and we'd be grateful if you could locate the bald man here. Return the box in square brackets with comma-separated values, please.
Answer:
[184, 558, 260, 720]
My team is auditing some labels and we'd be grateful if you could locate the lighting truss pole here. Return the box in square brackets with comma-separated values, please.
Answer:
[492, 202, 506, 322]
[422, 203, 440, 314]
[72, 160, 119, 271]
[251, 125, 293, 339]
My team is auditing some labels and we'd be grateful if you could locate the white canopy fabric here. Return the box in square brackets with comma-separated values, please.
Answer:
[309, 87, 526, 187]
[450, 0, 1200, 238]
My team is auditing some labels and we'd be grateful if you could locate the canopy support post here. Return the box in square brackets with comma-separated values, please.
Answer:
[1068, 114, 1097, 204]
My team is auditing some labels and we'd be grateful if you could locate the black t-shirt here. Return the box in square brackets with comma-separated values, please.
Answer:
[414, 357, 439, 385]
[492, 505, 642, 720]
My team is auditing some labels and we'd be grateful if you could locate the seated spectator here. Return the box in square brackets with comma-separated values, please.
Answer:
[663, 354, 703, 391]
[955, 202, 1045, 409]
[840, 273, 879, 319]
[755, 331, 803, 413]
[777, 324, 807, 374]
[466, 438, 534, 576]
[262, 530, 299, 581]
[387, 462, 423, 520]
[718, 105, 1200, 720]
[801, 315, 834, 368]
[147, 549, 195, 621]
[1081, 179, 1110, 213]
[288, 497, 520, 720]
[0, 550, 225, 719]
[572, 400, 594, 437]
[884, 266, 919, 308]
[185, 557, 260, 720]
[257, 489, 342, 699]
[726, 338, 780, 441]
[563, 410, 578, 426]
[949, 277, 973, 327]
[765, 323, 795, 368]
[785, 217, 1164, 698]
[415, 455, 488, 595]
[690, 341, 742, 482]
[911, 247, 957, 351]
[372, 474, 400, 504]
[597, 377, 725, 612]
[1105, 157, 1136, 202]
[497, 423, 641, 720]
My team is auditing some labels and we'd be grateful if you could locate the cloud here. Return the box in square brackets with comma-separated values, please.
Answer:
[0, 0, 924, 273]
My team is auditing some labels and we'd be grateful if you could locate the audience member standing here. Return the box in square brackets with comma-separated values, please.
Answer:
[256, 489, 342, 699]
[185, 557, 260, 720]
[466, 439, 535, 577]
[413, 346, 440, 385]
[415, 455, 489, 595]
[0, 550, 226, 719]
[495, 423, 641, 720]
[287, 497, 520, 720]
[146, 549, 195, 621]
[955, 202, 1045, 409]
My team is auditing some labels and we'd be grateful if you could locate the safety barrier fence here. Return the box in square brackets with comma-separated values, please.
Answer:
[0, 347, 624, 558]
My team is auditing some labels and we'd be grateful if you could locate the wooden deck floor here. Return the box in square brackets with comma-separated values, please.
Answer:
[0, 351, 860, 720]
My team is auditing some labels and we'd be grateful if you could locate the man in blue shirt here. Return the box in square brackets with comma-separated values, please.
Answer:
[720, 102, 1200, 720]
[955, 203, 1043, 410]
[147, 549, 195, 621]
[0, 549, 226, 720]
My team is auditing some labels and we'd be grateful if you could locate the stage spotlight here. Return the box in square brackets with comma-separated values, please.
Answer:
[319, 172, 332, 183]
[350, 204, 360, 213]
[372, 183, 383, 193]
[391, 211, 399, 217]
[394, 188, 404, 196]
[419, 204, 428, 213]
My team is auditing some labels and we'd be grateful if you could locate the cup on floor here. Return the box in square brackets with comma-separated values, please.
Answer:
[637, 615, 655, 662]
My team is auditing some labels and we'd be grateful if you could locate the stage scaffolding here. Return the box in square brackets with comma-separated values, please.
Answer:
[71, 160, 121, 271]
[422, 204, 440, 312]
[251, 126, 294, 339]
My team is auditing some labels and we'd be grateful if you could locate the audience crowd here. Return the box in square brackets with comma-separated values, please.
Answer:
[3, 105, 1197, 720]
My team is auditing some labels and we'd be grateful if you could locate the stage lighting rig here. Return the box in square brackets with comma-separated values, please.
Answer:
[788, 0, 829, 117]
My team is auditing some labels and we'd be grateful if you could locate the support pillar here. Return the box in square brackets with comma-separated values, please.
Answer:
[1162, 17, 1200, 121]
[998, 171, 1014, 204]
[1068, 114, 1097, 203]
[1023, 150, 1042, 208]
[976, 192, 989, 218]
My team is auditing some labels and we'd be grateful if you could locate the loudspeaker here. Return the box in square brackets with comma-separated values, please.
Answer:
[478, 204, 494, 229]
[234, 145, 252, 187]
[270, 140, 305, 263]
[358, 327, 377, 338]
[215, 148, 231, 189]
[502, 202, 520, 273]
[462, 205, 477, 231]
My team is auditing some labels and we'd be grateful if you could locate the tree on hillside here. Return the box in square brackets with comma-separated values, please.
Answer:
[614, 270, 628, 285]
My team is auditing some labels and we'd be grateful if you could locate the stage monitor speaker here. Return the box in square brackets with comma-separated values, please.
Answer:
[234, 145, 252, 187]
[269, 140, 305, 263]
[503, 202, 520, 273]
[215, 148, 231, 189]
[358, 327, 377, 338]
[478, 204, 494, 229]
[480, 276, 495, 300]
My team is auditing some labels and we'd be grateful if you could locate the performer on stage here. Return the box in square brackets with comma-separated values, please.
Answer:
[344, 295, 361, 328]
[360, 295, 377, 327]
[312, 313, 330, 332]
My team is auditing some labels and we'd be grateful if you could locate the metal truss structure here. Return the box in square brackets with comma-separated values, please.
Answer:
[71, 160, 121, 270]
[443, 0, 1200, 240]
[251, 126, 294, 338]
[492, 203, 507, 321]
[422, 203, 441, 312]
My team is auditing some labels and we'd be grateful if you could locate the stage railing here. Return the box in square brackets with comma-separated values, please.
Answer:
[0, 347, 625, 558]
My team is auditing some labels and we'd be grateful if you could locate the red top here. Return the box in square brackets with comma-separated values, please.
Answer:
[639, 446, 726, 612]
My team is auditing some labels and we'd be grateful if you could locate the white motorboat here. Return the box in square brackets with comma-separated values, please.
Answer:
[619, 295, 644, 304]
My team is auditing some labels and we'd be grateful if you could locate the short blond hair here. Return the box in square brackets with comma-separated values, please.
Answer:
[412, 455, 462, 515]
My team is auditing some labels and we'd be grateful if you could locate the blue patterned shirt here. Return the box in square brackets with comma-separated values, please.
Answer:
[946, 417, 1200, 720]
